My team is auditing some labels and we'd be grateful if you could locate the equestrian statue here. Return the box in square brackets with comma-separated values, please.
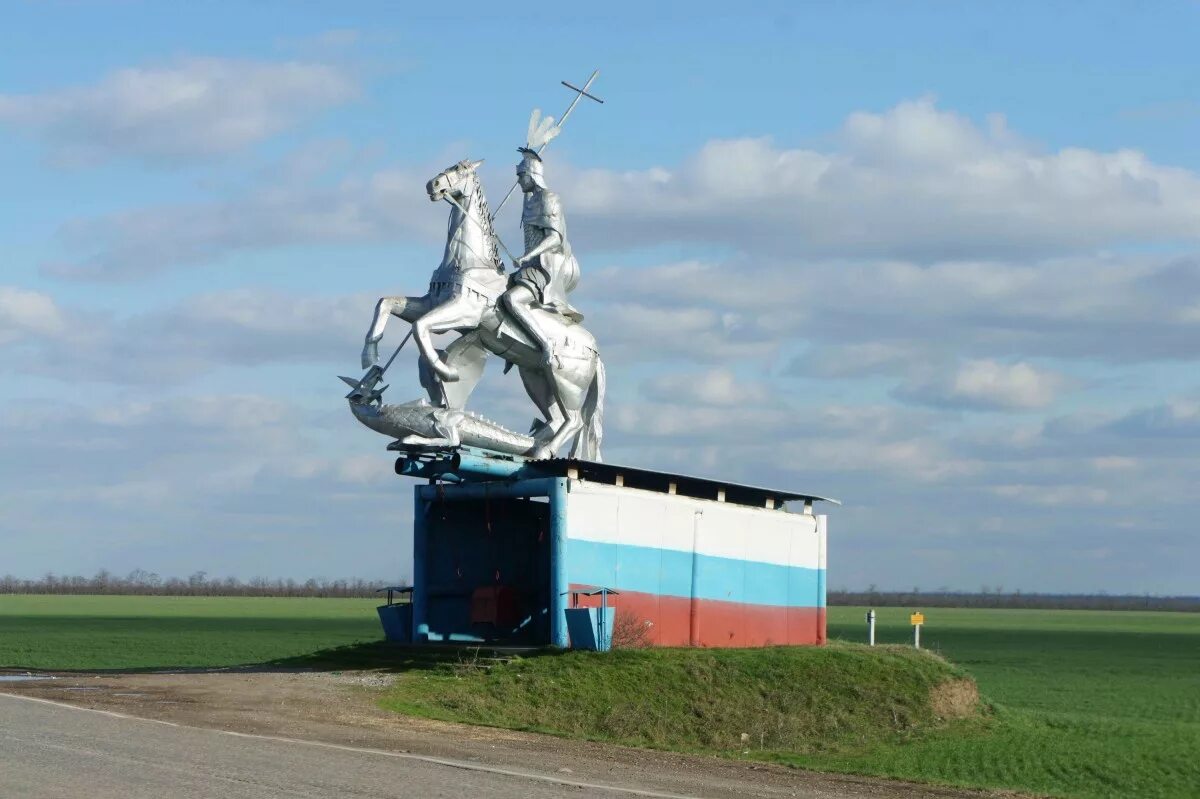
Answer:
[346, 76, 606, 461]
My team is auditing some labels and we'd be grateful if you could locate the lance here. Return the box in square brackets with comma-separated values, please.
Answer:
[345, 328, 411, 398]
[443, 191, 519, 264]
[489, 69, 604, 220]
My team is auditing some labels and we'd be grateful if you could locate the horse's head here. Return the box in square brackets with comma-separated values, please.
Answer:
[426, 159, 484, 202]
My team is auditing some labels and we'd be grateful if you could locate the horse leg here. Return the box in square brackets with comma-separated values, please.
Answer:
[531, 364, 590, 459]
[362, 294, 431, 368]
[573, 357, 605, 461]
[412, 295, 485, 382]
[519, 366, 563, 443]
[422, 332, 489, 409]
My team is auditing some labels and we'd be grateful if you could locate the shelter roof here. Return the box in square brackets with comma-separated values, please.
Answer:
[528, 457, 840, 510]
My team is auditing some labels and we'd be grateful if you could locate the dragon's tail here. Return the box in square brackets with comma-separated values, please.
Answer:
[576, 357, 605, 461]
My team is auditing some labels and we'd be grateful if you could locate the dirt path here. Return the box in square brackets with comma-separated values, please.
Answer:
[1, 671, 1020, 799]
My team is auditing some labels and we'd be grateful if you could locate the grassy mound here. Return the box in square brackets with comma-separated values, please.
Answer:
[380, 643, 979, 755]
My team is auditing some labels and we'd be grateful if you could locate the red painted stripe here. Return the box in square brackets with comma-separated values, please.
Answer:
[569, 585, 826, 647]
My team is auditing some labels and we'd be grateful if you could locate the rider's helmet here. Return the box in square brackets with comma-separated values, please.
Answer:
[516, 147, 547, 189]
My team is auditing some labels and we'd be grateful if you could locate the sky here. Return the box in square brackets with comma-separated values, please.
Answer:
[2, 1, 1199, 594]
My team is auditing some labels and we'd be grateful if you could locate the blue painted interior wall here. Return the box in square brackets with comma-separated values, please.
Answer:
[417, 494, 552, 643]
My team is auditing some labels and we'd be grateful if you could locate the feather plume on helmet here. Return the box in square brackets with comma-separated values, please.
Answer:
[516, 108, 559, 188]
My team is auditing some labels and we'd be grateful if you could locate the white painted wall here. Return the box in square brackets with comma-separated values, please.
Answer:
[564, 480, 824, 570]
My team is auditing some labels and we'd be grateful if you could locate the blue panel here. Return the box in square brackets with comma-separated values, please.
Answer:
[567, 539, 825, 608]
[565, 607, 615, 651]
[412, 487, 429, 641]
[549, 478, 569, 648]
[377, 603, 412, 643]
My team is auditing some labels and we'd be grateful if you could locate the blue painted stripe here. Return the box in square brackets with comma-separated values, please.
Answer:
[566, 539, 825, 608]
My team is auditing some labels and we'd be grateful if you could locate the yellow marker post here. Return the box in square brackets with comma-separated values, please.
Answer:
[910, 611, 925, 649]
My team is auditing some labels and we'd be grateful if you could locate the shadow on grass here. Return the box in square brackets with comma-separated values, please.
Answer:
[0, 612, 565, 674]
[2, 643, 563, 676]
[267, 641, 565, 674]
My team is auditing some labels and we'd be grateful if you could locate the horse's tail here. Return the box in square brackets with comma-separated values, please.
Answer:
[576, 356, 605, 462]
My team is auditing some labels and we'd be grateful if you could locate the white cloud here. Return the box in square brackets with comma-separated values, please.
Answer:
[0, 392, 407, 579]
[560, 98, 1200, 259]
[585, 252, 1200, 366]
[896, 359, 1071, 411]
[589, 302, 769, 365]
[1108, 398, 1200, 437]
[992, 483, 1112, 507]
[0, 286, 66, 343]
[641, 368, 771, 406]
[794, 342, 925, 379]
[47, 97, 1200, 280]
[0, 285, 372, 383]
[47, 164, 436, 279]
[0, 58, 359, 165]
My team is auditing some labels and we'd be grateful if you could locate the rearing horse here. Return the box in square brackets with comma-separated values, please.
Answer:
[361, 159, 604, 460]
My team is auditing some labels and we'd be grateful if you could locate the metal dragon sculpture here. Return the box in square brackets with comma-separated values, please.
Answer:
[346, 73, 606, 461]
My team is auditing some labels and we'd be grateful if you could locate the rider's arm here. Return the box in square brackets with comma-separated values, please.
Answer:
[517, 229, 562, 264]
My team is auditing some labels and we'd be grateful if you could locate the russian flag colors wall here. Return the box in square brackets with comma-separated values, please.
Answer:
[564, 482, 827, 647]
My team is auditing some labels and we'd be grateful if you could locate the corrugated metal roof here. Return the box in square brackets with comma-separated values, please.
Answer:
[527, 457, 841, 509]
[389, 445, 840, 510]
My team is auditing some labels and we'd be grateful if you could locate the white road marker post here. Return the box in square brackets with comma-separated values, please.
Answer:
[866, 609, 876, 646]
[910, 610, 925, 649]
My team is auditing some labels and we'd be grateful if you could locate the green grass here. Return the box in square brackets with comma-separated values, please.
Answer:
[3, 596, 1197, 797]
[811, 607, 1200, 798]
[380, 644, 972, 754]
[0, 595, 382, 670]
[374, 607, 1200, 799]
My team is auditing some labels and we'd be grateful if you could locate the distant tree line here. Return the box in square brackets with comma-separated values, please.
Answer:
[0, 570, 384, 598]
[1, 572, 1195, 610]
[829, 587, 1200, 613]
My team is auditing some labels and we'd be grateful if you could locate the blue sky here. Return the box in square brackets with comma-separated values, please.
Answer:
[2, 1, 1199, 593]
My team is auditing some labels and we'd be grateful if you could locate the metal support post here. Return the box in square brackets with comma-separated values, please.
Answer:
[549, 477, 570, 648]
[411, 485, 428, 643]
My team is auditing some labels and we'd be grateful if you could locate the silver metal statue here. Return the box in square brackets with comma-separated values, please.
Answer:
[352, 73, 605, 461]
[357, 157, 604, 460]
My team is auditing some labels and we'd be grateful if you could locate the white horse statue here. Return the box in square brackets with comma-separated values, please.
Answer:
[360, 159, 604, 460]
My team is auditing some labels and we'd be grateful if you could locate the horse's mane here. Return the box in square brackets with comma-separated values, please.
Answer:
[466, 174, 502, 269]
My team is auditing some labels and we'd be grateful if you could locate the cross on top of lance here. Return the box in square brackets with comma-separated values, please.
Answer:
[490, 70, 605, 220]
[539, 70, 604, 156]
[561, 77, 605, 107]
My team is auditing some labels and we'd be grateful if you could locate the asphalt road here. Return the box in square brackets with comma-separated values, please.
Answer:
[0, 693, 698, 799]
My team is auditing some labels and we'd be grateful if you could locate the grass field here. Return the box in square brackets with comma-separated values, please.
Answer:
[375, 606, 1200, 798]
[2, 596, 1197, 797]
[0, 595, 381, 670]
[817, 607, 1200, 798]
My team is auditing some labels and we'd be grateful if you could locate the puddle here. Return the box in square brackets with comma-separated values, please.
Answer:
[0, 675, 54, 682]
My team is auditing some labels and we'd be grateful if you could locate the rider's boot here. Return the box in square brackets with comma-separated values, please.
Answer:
[430, 356, 460, 382]
[361, 339, 380, 370]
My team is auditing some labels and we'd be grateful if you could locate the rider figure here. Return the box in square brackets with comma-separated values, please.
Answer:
[502, 147, 582, 369]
